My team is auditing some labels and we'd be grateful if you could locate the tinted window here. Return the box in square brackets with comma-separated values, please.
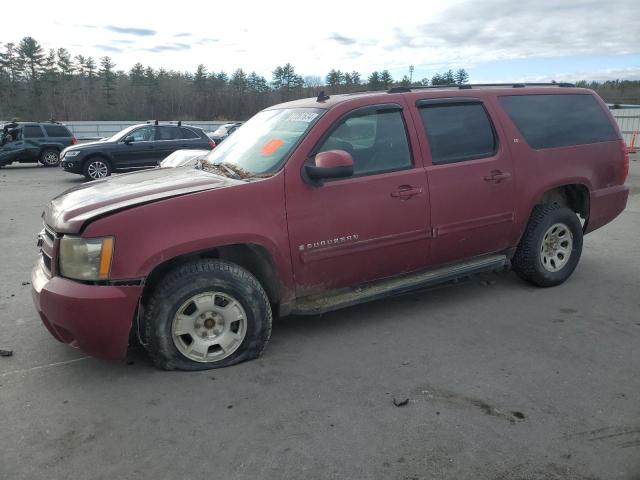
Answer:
[499, 94, 618, 149]
[419, 103, 496, 165]
[179, 127, 199, 139]
[317, 109, 411, 176]
[128, 126, 154, 142]
[23, 126, 44, 138]
[157, 126, 178, 140]
[43, 125, 71, 137]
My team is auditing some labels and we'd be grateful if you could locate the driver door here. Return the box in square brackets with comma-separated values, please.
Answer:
[112, 125, 157, 169]
[285, 104, 431, 296]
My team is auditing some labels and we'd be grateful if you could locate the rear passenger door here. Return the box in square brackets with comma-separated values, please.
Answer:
[155, 126, 180, 160]
[412, 98, 515, 265]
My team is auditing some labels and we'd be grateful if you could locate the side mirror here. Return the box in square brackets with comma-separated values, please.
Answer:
[124, 136, 134, 144]
[304, 150, 354, 186]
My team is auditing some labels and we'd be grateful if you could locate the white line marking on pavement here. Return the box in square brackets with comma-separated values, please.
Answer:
[0, 357, 90, 378]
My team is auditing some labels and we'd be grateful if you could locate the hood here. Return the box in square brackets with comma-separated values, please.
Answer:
[62, 139, 108, 155]
[44, 167, 239, 233]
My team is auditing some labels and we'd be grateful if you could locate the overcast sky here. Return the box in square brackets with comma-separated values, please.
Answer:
[2, 0, 639, 83]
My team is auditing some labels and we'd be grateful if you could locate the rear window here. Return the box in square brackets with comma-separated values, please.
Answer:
[23, 126, 43, 138]
[43, 125, 71, 137]
[179, 127, 199, 139]
[498, 94, 618, 149]
[419, 103, 496, 165]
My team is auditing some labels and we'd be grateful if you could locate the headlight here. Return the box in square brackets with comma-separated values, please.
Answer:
[65, 151, 80, 157]
[59, 236, 114, 281]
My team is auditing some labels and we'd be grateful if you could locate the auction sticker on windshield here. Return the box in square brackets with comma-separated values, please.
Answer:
[285, 112, 319, 123]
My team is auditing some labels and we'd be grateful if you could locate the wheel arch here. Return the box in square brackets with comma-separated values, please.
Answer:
[141, 243, 285, 310]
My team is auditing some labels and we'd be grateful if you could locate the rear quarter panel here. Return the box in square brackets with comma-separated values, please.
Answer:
[488, 91, 623, 246]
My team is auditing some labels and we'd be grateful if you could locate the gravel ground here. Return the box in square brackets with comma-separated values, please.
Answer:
[0, 157, 639, 480]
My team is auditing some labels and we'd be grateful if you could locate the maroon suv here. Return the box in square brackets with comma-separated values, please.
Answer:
[32, 83, 629, 370]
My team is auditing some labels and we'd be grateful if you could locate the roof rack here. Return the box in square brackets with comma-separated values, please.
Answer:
[387, 82, 575, 94]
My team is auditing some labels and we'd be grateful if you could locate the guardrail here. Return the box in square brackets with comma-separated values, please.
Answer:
[610, 109, 640, 151]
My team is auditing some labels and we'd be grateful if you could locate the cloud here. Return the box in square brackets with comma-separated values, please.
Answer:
[175, 33, 191, 38]
[387, 0, 640, 61]
[328, 33, 357, 45]
[144, 44, 191, 52]
[82, 24, 156, 36]
[105, 25, 156, 36]
[94, 44, 123, 53]
[197, 38, 219, 45]
[346, 51, 363, 59]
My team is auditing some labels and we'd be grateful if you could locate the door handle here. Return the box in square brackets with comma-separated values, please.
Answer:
[391, 186, 423, 199]
[483, 170, 511, 183]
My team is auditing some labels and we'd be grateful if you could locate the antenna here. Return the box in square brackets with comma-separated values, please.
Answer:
[317, 90, 330, 102]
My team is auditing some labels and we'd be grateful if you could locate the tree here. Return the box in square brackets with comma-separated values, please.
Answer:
[18, 37, 44, 81]
[100, 56, 117, 109]
[454, 68, 469, 85]
[400, 75, 411, 87]
[272, 63, 303, 100]
[326, 69, 343, 92]
[368, 71, 382, 90]
[380, 70, 393, 89]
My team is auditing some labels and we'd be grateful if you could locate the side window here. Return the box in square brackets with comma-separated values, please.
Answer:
[128, 126, 155, 142]
[419, 103, 496, 165]
[157, 126, 178, 140]
[43, 125, 71, 137]
[317, 109, 412, 176]
[179, 127, 198, 139]
[23, 125, 44, 138]
[498, 94, 618, 149]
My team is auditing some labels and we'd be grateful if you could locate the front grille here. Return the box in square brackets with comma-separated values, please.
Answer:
[39, 223, 58, 276]
[42, 251, 52, 272]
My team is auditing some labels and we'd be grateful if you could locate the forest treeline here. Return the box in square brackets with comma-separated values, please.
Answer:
[1, 37, 638, 121]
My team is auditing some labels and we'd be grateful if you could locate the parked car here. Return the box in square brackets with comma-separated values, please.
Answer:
[159, 149, 210, 168]
[32, 84, 629, 370]
[60, 121, 215, 180]
[207, 122, 242, 145]
[0, 121, 76, 167]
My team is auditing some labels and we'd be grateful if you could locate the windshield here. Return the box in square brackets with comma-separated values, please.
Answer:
[203, 108, 324, 175]
[105, 125, 139, 142]
[160, 150, 208, 167]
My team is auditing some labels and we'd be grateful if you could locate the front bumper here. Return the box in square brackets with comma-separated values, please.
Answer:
[31, 259, 143, 360]
[60, 159, 83, 173]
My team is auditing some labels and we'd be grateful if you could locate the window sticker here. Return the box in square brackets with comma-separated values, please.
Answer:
[285, 112, 319, 123]
[261, 138, 285, 156]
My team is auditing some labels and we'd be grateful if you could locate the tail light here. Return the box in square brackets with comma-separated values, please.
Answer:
[71, 137, 77, 145]
[208, 139, 216, 149]
[620, 139, 629, 184]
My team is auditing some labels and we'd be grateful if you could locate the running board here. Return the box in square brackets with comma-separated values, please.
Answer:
[290, 254, 508, 315]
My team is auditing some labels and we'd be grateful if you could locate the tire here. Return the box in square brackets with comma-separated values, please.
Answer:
[83, 157, 111, 180]
[40, 148, 60, 167]
[143, 259, 273, 371]
[512, 204, 583, 287]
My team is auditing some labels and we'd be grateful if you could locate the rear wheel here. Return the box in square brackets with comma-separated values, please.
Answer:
[83, 157, 111, 180]
[143, 259, 272, 370]
[512, 204, 583, 287]
[40, 148, 60, 167]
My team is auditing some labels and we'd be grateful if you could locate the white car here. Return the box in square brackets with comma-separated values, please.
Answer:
[159, 149, 210, 168]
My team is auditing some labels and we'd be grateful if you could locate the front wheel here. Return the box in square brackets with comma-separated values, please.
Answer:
[143, 259, 273, 370]
[40, 148, 60, 167]
[83, 157, 111, 180]
[512, 204, 583, 287]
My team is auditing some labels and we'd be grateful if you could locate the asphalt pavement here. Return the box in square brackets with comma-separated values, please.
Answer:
[0, 159, 639, 480]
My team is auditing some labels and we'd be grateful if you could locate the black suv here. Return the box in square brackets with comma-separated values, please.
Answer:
[60, 121, 215, 180]
[1, 121, 76, 168]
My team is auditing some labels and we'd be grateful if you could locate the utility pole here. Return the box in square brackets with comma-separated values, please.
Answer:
[409, 65, 414, 84]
